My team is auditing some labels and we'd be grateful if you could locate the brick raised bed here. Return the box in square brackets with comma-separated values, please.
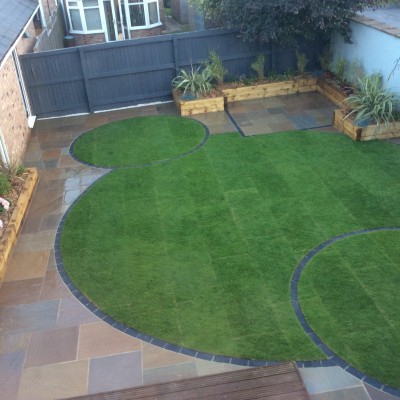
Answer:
[333, 109, 400, 141]
[0, 168, 38, 283]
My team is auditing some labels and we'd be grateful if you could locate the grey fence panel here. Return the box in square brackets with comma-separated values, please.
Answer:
[20, 48, 88, 115]
[19, 29, 325, 118]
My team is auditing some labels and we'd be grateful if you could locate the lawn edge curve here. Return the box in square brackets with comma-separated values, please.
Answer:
[291, 226, 400, 397]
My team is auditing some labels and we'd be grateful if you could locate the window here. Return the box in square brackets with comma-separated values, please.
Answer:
[124, 0, 160, 29]
[67, 0, 103, 33]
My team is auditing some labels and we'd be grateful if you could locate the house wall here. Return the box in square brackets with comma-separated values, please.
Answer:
[34, 3, 66, 52]
[16, 21, 37, 55]
[129, 26, 162, 38]
[171, 0, 188, 24]
[331, 17, 400, 92]
[0, 56, 31, 164]
[73, 33, 106, 46]
[41, 0, 59, 27]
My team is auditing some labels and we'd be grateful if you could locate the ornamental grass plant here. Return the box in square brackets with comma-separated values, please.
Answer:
[344, 72, 398, 131]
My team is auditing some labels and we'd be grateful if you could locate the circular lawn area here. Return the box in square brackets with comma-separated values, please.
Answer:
[61, 116, 400, 387]
[71, 115, 208, 167]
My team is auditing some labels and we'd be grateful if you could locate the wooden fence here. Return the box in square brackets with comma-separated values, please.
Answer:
[19, 29, 324, 117]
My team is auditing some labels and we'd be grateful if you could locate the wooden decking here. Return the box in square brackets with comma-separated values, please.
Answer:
[66, 362, 310, 400]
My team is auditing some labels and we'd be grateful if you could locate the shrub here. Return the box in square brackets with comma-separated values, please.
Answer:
[319, 47, 331, 72]
[251, 54, 265, 80]
[207, 50, 227, 87]
[0, 173, 11, 196]
[333, 57, 347, 83]
[173, 64, 214, 98]
[344, 73, 398, 131]
[296, 50, 308, 74]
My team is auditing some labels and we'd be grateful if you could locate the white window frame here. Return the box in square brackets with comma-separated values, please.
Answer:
[123, 0, 161, 31]
[66, 0, 105, 34]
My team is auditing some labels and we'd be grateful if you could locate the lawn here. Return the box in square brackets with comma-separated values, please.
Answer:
[299, 230, 400, 388]
[61, 116, 400, 386]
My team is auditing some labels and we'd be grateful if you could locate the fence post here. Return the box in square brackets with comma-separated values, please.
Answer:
[173, 35, 179, 76]
[79, 47, 94, 113]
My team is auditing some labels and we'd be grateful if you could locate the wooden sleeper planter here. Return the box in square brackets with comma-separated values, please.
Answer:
[0, 168, 38, 283]
[316, 78, 347, 106]
[222, 77, 318, 103]
[333, 109, 400, 141]
[173, 90, 224, 116]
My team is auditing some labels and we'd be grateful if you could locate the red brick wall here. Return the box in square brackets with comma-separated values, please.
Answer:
[73, 33, 106, 46]
[129, 26, 163, 38]
[0, 56, 31, 164]
[16, 21, 37, 55]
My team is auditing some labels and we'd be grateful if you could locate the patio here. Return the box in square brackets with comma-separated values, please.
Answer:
[0, 93, 398, 400]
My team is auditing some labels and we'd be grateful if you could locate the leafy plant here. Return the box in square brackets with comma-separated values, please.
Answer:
[251, 54, 265, 80]
[333, 57, 347, 83]
[296, 50, 308, 74]
[319, 46, 331, 71]
[0, 173, 11, 196]
[348, 58, 364, 86]
[206, 50, 227, 87]
[172, 64, 214, 98]
[1, 160, 25, 182]
[344, 72, 398, 131]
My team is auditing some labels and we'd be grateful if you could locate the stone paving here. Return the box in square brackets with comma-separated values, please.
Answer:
[0, 96, 399, 399]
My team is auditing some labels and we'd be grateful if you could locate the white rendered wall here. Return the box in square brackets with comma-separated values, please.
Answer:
[331, 20, 400, 92]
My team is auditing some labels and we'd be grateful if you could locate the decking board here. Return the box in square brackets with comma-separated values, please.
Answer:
[65, 362, 310, 400]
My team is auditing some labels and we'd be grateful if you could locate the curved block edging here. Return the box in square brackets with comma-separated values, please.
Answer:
[291, 226, 400, 397]
[0, 168, 38, 283]
[69, 116, 211, 169]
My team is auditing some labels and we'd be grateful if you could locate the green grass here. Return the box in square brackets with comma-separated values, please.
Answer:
[299, 231, 400, 387]
[72, 115, 206, 167]
[62, 119, 400, 384]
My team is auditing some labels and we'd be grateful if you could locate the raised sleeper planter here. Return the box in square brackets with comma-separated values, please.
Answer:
[316, 78, 347, 106]
[173, 90, 225, 116]
[222, 77, 318, 103]
[0, 168, 38, 283]
[333, 109, 400, 141]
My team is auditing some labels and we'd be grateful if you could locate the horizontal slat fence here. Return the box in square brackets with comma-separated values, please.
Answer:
[19, 29, 324, 118]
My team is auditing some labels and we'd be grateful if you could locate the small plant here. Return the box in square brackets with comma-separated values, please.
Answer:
[0, 173, 11, 196]
[172, 64, 214, 98]
[319, 46, 331, 72]
[296, 50, 308, 74]
[1, 160, 25, 182]
[333, 57, 347, 83]
[251, 54, 265, 81]
[348, 58, 364, 86]
[206, 50, 227, 87]
[344, 72, 398, 131]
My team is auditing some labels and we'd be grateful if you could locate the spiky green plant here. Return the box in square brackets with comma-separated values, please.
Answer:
[207, 50, 227, 87]
[344, 72, 398, 131]
[172, 64, 214, 98]
[296, 50, 308, 74]
[318, 46, 331, 72]
[251, 54, 265, 80]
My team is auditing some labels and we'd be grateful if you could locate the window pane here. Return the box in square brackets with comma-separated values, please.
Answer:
[68, 1, 78, 6]
[70, 9, 83, 30]
[83, 0, 99, 7]
[129, 4, 145, 26]
[148, 1, 159, 25]
[85, 8, 102, 30]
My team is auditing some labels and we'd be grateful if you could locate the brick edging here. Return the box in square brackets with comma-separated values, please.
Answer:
[0, 168, 38, 282]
